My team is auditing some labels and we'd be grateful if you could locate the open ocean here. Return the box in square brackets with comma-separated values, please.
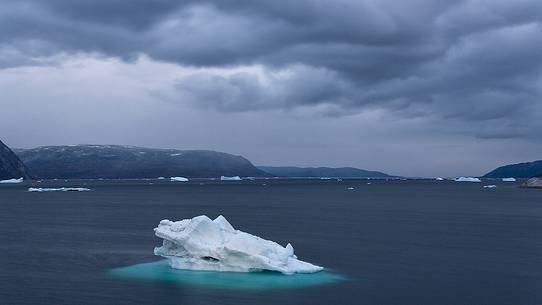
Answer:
[1, 179, 541, 305]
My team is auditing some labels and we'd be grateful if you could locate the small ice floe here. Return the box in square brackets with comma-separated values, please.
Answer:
[347, 187, 355, 190]
[28, 187, 91, 192]
[157, 177, 165, 180]
[154, 215, 323, 274]
[483, 185, 497, 189]
[502, 177, 516, 182]
[0, 177, 23, 184]
[320, 177, 332, 180]
[367, 182, 371, 185]
[454, 177, 481, 182]
[220, 176, 242, 181]
[170, 177, 189, 182]
[435, 177, 445, 181]
[170, 153, 183, 156]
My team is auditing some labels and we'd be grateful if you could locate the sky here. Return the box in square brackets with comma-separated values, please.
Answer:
[0, 0, 541, 177]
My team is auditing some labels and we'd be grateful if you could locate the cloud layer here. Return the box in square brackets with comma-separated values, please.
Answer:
[0, 0, 541, 175]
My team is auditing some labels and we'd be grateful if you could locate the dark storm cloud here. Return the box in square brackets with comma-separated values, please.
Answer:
[1, 0, 541, 139]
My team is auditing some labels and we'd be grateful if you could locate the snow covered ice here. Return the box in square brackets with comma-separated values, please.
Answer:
[170, 177, 189, 182]
[0, 177, 23, 183]
[220, 176, 242, 181]
[28, 187, 91, 192]
[154, 215, 323, 274]
[502, 178, 516, 182]
[455, 177, 481, 182]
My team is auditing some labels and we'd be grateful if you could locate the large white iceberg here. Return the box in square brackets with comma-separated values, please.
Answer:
[28, 187, 91, 192]
[170, 177, 189, 182]
[0, 177, 23, 184]
[455, 177, 481, 182]
[220, 176, 242, 181]
[154, 215, 323, 274]
[502, 177, 516, 182]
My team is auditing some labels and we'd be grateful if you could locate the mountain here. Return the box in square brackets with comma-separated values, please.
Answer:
[521, 176, 542, 188]
[483, 160, 542, 178]
[257, 166, 393, 178]
[0, 140, 32, 180]
[15, 145, 270, 179]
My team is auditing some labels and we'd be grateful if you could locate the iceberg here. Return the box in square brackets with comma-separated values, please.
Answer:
[170, 177, 189, 182]
[483, 185, 497, 188]
[154, 215, 323, 275]
[454, 177, 481, 182]
[0, 177, 23, 184]
[220, 176, 241, 181]
[435, 177, 444, 181]
[28, 187, 91, 192]
[502, 177, 516, 182]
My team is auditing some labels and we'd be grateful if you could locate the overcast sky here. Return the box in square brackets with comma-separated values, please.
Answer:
[1, 0, 541, 177]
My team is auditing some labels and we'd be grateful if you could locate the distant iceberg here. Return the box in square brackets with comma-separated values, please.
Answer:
[455, 177, 481, 182]
[435, 177, 445, 181]
[483, 185, 497, 188]
[170, 177, 189, 182]
[502, 178, 516, 182]
[154, 215, 323, 274]
[0, 177, 23, 184]
[220, 176, 242, 181]
[28, 187, 91, 192]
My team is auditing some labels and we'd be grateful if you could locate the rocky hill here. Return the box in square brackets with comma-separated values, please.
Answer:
[15, 145, 269, 179]
[483, 160, 542, 178]
[521, 176, 542, 188]
[0, 140, 32, 180]
[257, 166, 393, 178]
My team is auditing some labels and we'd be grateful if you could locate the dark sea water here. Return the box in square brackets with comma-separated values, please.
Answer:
[1, 179, 541, 305]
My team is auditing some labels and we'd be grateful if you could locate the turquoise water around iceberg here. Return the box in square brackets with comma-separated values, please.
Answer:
[109, 260, 347, 290]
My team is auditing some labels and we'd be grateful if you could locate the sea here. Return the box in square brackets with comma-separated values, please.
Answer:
[1, 178, 541, 305]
